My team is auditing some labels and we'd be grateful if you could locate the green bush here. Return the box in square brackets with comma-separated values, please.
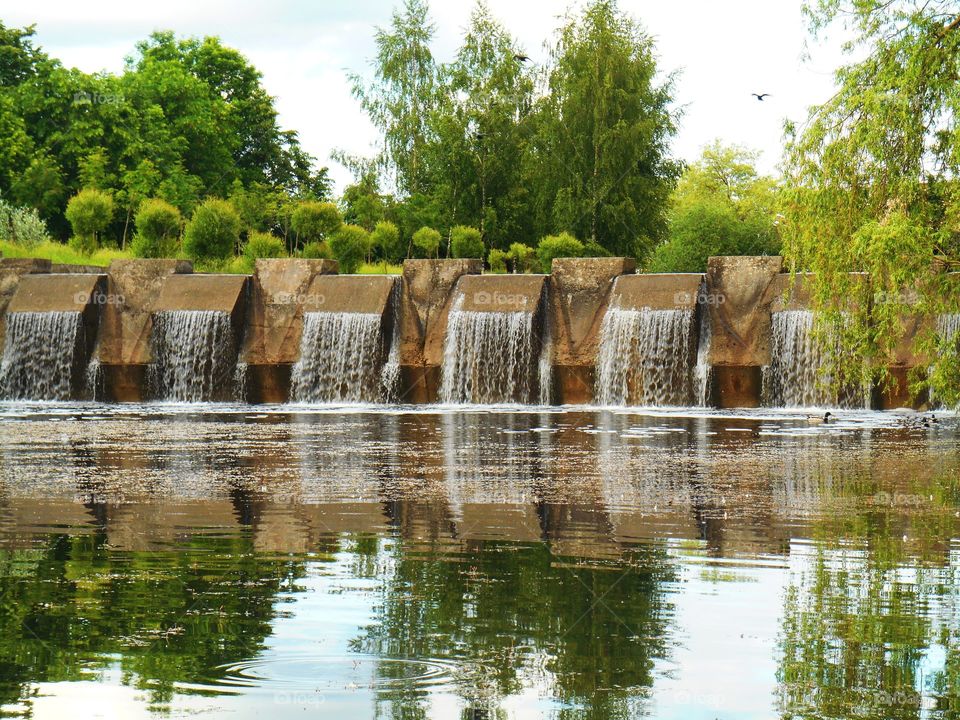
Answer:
[582, 240, 612, 257]
[370, 221, 402, 263]
[131, 198, 182, 258]
[451, 225, 484, 259]
[329, 224, 369, 274]
[65, 188, 114, 251]
[507, 242, 536, 273]
[291, 201, 341, 246]
[243, 231, 287, 261]
[302, 241, 333, 260]
[183, 198, 241, 260]
[488, 248, 508, 273]
[536, 232, 583, 272]
[412, 226, 441, 258]
[0, 198, 50, 249]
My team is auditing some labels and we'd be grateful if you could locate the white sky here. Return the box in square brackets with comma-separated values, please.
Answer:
[5, 0, 849, 193]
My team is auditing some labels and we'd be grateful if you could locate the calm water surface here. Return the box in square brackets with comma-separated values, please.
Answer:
[0, 403, 957, 719]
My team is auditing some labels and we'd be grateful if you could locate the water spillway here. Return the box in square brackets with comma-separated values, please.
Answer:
[289, 275, 398, 404]
[148, 310, 239, 402]
[439, 275, 547, 404]
[594, 274, 703, 407]
[0, 311, 85, 400]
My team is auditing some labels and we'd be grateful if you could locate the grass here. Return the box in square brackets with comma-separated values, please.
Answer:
[0, 240, 404, 275]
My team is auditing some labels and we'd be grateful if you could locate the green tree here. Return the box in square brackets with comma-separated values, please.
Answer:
[243, 231, 286, 262]
[182, 198, 241, 260]
[65, 188, 114, 253]
[290, 200, 341, 250]
[508, 242, 536, 273]
[370, 220, 402, 267]
[329, 224, 369, 273]
[487, 247, 508, 272]
[536, 232, 583, 272]
[412, 225, 441, 258]
[531, 0, 679, 259]
[781, 0, 960, 403]
[450, 224, 484, 259]
[131, 198, 181, 258]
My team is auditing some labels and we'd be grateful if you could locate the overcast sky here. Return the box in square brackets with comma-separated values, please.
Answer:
[6, 0, 848, 193]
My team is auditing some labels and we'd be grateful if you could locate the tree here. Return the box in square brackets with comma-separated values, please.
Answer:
[329, 224, 369, 273]
[412, 225, 441, 257]
[508, 242, 536, 273]
[536, 232, 583, 272]
[450, 225, 484, 259]
[370, 220, 402, 266]
[648, 142, 781, 272]
[290, 201, 341, 249]
[531, 0, 679, 259]
[243, 231, 286, 260]
[65, 188, 114, 253]
[131, 198, 181, 258]
[781, 0, 960, 403]
[182, 198, 241, 260]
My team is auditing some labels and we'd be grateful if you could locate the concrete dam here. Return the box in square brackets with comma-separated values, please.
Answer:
[0, 255, 955, 409]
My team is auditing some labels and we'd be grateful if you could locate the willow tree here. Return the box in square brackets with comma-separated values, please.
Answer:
[781, 0, 960, 404]
[532, 0, 679, 259]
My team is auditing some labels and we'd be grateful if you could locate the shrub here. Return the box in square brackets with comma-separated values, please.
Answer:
[329, 224, 369, 274]
[536, 232, 583, 272]
[65, 189, 114, 251]
[582, 240, 612, 257]
[131, 198, 182, 258]
[412, 226, 441, 258]
[451, 225, 484, 259]
[0, 198, 50, 249]
[507, 242, 536, 273]
[243, 231, 287, 261]
[370, 221, 402, 263]
[302, 241, 333, 260]
[488, 248, 508, 273]
[291, 201, 341, 246]
[183, 198, 241, 260]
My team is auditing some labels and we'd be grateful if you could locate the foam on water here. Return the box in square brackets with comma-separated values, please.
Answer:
[0, 311, 85, 400]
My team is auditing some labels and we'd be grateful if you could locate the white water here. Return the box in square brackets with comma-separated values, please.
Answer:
[938, 314, 960, 346]
[595, 307, 697, 406]
[148, 310, 237, 402]
[439, 295, 541, 404]
[764, 310, 868, 408]
[290, 312, 387, 403]
[0, 311, 84, 400]
[380, 281, 402, 402]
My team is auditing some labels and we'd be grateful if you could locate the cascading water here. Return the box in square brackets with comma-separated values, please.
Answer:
[380, 281, 402, 402]
[938, 313, 960, 347]
[595, 305, 697, 407]
[764, 310, 867, 408]
[290, 312, 387, 403]
[693, 300, 713, 406]
[439, 295, 541, 404]
[0, 311, 85, 400]
[148, 310, 238, 402]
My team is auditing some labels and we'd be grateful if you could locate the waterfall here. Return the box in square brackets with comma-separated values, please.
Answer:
[764, 310, 867, 408]
[693, 300, 712, 406]
[290, 312, 387, 403]
[0, 311, 85, 400]
[439, 295, 540, 404]
[595, 307, 697, 406]
[537, 285, 553, 406]
[380, 281, 402, 402]
[938, 313, 960, 346]
[148, 310, 238, 402]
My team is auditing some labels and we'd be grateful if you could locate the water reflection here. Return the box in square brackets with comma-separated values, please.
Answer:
[0, 405, 953, 717]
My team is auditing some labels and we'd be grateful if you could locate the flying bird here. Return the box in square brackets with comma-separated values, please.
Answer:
[513, 53, 530, 63]
[752, 93, 771, 101]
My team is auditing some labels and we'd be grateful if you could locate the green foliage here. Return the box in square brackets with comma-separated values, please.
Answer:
[582, 241, 612, 258]
[487, 247, 508, 273]
[536, 232, 583, 272]
[782, 0, 960, 402]
[65, 188, 114, 249]
[291, 201, 342, 248]
[508, 242, 536, 273]
[370, 220, 402, 263]
[0, 196, 50, 248]
[412, 225, 441, 258]
[302, 241, 333, 260]
[329, 224, 369, 273]
[243, 231, 286, 261]
[131, 198, 181, 258]
[182, 198, 241, 260]
[450, 225, 484, 259]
